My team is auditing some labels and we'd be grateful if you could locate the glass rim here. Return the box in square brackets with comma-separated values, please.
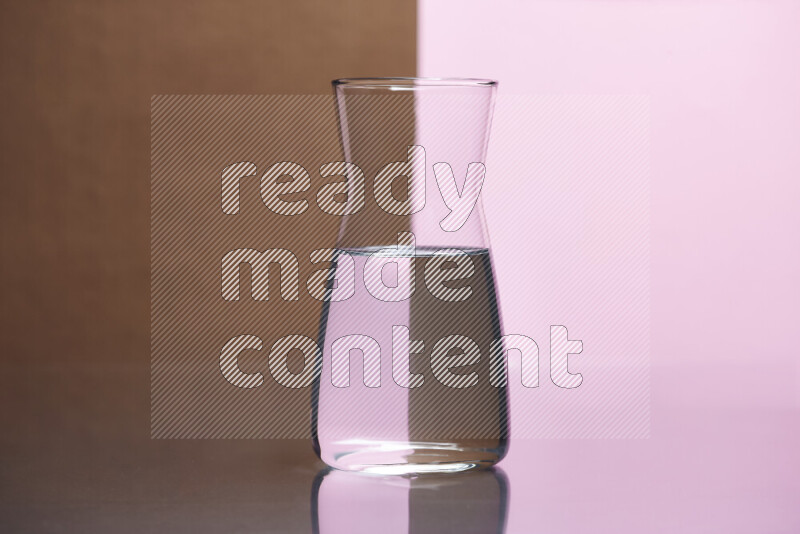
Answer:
[332, 77, 498, 89]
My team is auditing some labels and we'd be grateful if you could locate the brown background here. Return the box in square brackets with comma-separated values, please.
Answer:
[0, 0, 414, 530]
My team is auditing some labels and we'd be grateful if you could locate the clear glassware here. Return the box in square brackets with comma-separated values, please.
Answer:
[313, 77, 508, 474]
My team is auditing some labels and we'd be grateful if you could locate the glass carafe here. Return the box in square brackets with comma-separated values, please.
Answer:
[313, 78, 508, 474]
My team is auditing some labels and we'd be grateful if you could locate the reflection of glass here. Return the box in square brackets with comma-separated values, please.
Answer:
[311, 468, 508, 534]
[312, 78, 509, 474]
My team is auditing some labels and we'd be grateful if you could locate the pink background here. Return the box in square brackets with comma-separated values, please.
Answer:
[420, 0, 799, 531]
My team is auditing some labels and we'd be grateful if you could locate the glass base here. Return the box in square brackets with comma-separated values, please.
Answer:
[318, 440, 507, 475]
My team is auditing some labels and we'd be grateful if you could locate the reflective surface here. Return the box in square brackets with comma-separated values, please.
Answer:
[312, 468, 507, 533]
[2, 366, 798, 532]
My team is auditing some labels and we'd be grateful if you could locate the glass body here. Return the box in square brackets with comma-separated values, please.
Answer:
[313, 78, 508, 474]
